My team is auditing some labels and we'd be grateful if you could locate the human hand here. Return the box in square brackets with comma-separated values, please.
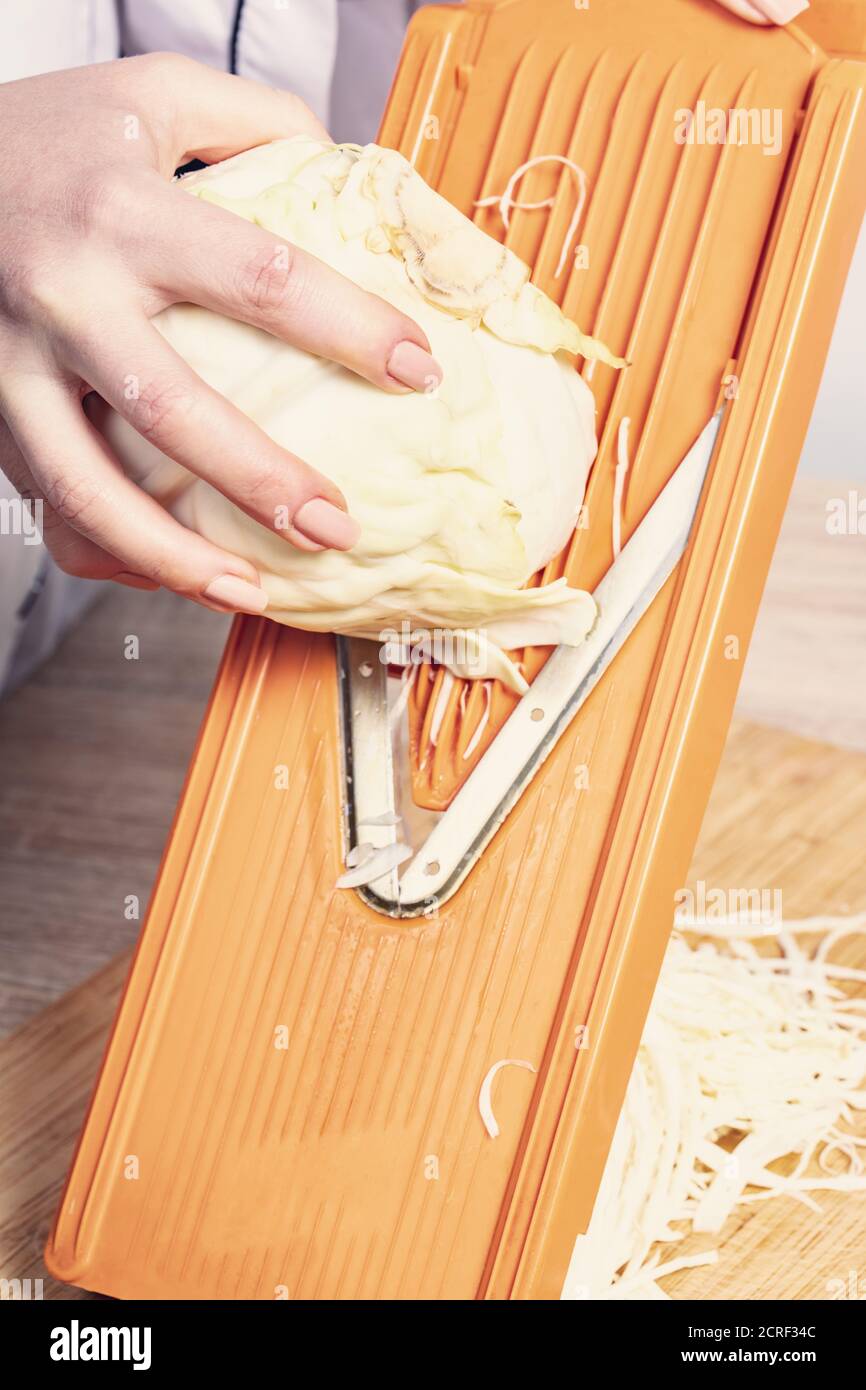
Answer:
[711, 0, 809, 25]
[0, 56, 442, 612]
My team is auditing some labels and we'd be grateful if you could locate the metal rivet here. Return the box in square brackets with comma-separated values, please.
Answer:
[530, 707, 545, 722]
[424, 859, 440, 876]
[359, 661, 373, 678]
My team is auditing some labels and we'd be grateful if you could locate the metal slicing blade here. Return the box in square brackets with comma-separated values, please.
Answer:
[339, 407, 724, 918]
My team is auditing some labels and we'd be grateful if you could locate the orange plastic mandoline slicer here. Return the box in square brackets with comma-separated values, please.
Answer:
[47, 0, 866, 1300]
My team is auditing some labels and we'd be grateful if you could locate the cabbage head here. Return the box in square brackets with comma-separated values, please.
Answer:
[98, 138, 619, 691]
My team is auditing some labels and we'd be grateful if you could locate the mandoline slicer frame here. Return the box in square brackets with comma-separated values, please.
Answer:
[47, 0, 866, 1300]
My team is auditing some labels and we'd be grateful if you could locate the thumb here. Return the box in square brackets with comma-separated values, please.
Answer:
[160, 58, 331, 166]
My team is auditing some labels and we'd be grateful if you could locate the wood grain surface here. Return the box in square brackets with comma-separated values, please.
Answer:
[0, 587, 229, 1032]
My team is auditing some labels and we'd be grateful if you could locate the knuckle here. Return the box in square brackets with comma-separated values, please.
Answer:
[120, 54, 200, 148]
[42, 471, 106, 531]
[242, 460, 287, 513]
[153, 51, 197, 79]
[0, 258, 56, 323]
[236, 241, 301, 318]
[141, 552, 176, 590]
[129, 51, 197, 89]
[69, 171, 138, 236]
[38, 505, 70, 541]
[126, 376, 198, 452]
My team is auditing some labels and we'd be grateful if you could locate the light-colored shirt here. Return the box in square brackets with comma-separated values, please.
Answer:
[0, 0, 430, 142]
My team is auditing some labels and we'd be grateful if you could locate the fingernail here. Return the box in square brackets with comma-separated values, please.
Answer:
[386, 341, 443, 393]
[203, 574, 269, 613]
[757, 0, 809, 22]
[294, 498, 361, 550]
[114, 572, 160, 591]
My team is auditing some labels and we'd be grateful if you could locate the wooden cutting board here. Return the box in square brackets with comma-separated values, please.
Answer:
[1, 717, 864, 1301]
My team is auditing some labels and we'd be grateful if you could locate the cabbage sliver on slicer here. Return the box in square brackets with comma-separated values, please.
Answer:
[47, 0, 866, 1299]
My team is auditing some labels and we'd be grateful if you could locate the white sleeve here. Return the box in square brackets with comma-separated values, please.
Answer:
[120, 0, 338, 130]
[233, 0, 338, 127]
[0, 0, 119, 81]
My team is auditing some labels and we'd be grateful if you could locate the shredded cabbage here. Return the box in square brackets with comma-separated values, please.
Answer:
[479, 1058, 538, 1139]
[475, 154, 589, 280]
[563, 916, 866, 1300]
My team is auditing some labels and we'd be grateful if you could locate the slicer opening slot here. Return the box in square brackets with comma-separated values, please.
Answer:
[337, 411, 723, 920]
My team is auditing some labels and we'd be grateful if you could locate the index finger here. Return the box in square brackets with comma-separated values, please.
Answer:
[67, 307, 362, 553]
[144, 184, 444, 395]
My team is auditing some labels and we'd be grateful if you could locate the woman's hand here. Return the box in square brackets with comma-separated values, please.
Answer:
[712, 0, 809, 24]
[0, 56, 442, 613]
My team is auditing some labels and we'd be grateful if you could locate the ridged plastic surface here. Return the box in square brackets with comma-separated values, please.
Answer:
[46, 0, 866, 1299]
[401, 3, 821, 807]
